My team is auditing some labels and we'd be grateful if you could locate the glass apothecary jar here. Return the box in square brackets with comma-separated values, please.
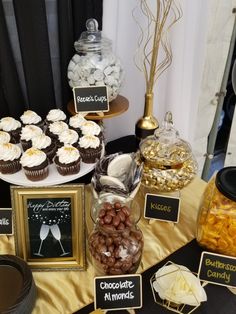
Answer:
[197, 167, 236, 257]
[138, 112, 198, 192]
[67, 18, 123, 102]
[88, 194, 144, 276]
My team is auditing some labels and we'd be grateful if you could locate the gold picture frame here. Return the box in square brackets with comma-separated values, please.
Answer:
[11, 184, 85, 271]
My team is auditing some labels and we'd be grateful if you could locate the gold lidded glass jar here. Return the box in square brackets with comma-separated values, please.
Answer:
[88, 194, 144, 276]
[138, 112, 198, 192]
[67, 18, 123, 102]
[197, 167, 236, 257]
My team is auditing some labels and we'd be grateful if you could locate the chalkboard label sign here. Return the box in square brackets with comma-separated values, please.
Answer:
[144, 193, 180, 223]
[73, 85, 109, 113]
[27, 198, 73, 259]
[0, 208, 12, 235]
[94, 274, 142, 311]
[198, 251, 236, 288]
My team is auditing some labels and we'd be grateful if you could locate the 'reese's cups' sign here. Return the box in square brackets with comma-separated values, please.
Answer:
[73, 85, 109, 113]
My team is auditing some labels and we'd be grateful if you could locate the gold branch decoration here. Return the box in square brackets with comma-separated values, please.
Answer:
[134, 0, 182, 92]
[134, 0, 182, 140]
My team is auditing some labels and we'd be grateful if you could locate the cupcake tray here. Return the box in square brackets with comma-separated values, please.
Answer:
[0, 160, 96, 187]
[0, 144, 105, 186]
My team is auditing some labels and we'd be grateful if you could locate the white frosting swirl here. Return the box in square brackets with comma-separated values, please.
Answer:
[80, 121, 101, 136]
[69, 114, 86, 128]
[59, 129, 78, 145]
[20, 110, 42, 125]
[46, 109, 66, 122]
[0, 131, 11, 144]
[0, 143, 21, 161]
[32, 134, 52, 149]
[20, 148, 47, 167]
[0, 117, 21, 132]
[21, 125, 43, 141]
[48, 121, 68, 135]
[79, 135, 100, 149]
[56, 145, 80, 164]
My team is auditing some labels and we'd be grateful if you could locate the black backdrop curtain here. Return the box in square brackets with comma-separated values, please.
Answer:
[0, 0, 103, 119]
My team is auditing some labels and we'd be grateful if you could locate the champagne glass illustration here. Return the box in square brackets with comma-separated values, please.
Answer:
[34, 224, 50, 256]
[50, 224, 69, 256]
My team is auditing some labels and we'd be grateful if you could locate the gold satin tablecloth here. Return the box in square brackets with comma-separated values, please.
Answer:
[0, 177, 206, 314]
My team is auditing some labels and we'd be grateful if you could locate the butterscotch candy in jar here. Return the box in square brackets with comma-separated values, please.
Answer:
[197, 167, 236, 257]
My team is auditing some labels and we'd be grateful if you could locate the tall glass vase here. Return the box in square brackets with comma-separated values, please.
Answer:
[135, 93, 159, 141]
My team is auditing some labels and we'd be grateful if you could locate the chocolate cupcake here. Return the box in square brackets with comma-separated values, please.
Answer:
[80, 120, 103, 142]
[0, 131, 11, 144]
[0, 117, 22, 144]
[20, 110, 44, 129]
[20, 148, 49, 181]
[0, 143, 22, 174]
[78, 135, 103, 163]
[58, 129, 79, 148]
[54, 145, 81, 175]
[45, 121, 68, 142]
[20, 125, 43, 151]
[45, 109, 67, 125]
[31, 134, 56, 163]
[69, 113, 86, 136]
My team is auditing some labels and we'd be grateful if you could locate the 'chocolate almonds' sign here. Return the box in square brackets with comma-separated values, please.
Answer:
[94, 274, 142, 311]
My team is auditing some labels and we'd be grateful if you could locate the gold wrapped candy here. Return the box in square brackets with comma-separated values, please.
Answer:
[138, 112, 197, 192]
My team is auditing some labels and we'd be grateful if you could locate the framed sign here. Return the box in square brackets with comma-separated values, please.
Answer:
[94, 274, 142, 311]
[144, 193, 180, 223]
[10, 184, 85, 271]
[198, 251, 236, 288]
[73, 85, 109, 113]
[0, 208, 12, 235]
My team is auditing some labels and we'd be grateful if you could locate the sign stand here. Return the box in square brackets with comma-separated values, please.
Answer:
[94, 274, 142, 311]
[144, 190, 181, 224]
[0, 208, 12, 235]
[73, 86, 109, 115]
[198, 251, 236, 288]
[67, 95, 129, 121]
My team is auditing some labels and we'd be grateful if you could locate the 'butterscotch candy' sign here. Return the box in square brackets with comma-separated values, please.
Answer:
[198, 251, 236, 288]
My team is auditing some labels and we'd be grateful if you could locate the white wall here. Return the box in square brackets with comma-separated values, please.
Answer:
[102, 0, 209, 145]
[193, 0, 236, 173]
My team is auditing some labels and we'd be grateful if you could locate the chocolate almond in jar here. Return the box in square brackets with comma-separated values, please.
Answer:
[138, 112, 198, 192]
[197, 167, 236, 257]
[88, 194, 144, 276]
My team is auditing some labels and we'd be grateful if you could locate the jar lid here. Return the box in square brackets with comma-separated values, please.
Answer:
[216, 167, 236, 201]
[74, 18, 111, 53]
[139, 112, 193, 166]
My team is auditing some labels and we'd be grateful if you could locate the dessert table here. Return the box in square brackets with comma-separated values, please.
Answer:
[0, 177, 212, 313]
[0, 136, 235, 313]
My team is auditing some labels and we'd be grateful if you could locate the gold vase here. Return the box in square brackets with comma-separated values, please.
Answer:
[135, 93, 159, 141]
